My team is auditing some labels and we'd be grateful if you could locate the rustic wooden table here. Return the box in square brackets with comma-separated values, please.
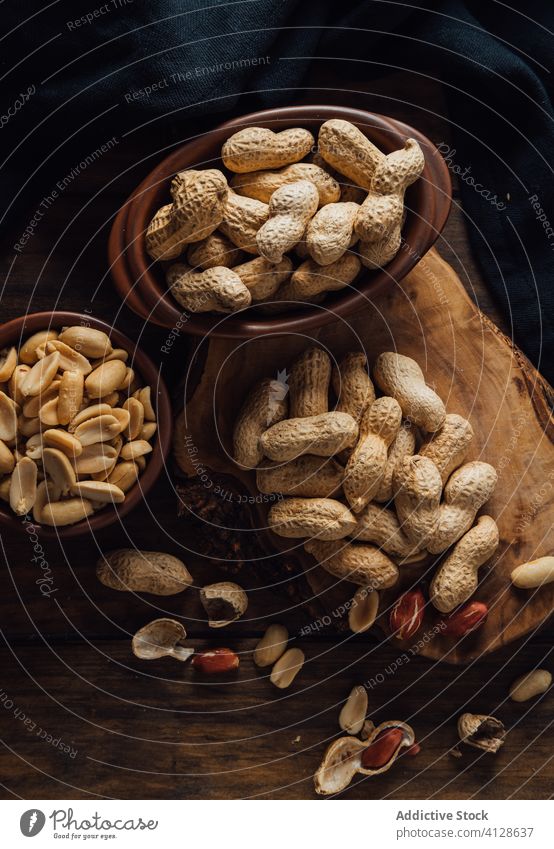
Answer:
[0, 74, 552, 800]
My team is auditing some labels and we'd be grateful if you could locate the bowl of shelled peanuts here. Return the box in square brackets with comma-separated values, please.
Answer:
[109, 105, 452, 337]
[0, 312, 172, 538]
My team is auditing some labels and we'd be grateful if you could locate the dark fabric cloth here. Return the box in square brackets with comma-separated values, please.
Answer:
[1, 1, 553, 382]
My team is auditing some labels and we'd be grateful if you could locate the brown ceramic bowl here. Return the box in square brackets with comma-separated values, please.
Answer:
[0, 311, 172, 539]
[109, 105, 451, 337]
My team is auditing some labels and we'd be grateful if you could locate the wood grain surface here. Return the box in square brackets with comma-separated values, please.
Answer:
[0, 72, 552, 800]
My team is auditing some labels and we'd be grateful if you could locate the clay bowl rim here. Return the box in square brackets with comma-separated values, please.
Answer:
[109, 104, 452, 337]
[0, 311, 173, 539]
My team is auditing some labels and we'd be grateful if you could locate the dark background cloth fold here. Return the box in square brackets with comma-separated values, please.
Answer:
[1, 0, 553, 383]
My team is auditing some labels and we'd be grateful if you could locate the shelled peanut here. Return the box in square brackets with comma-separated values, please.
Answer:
[143, 121, 425, 315]
[314, 719, 416, 794]
[0, 326, 157, 526]
[230, 346, 504, 638]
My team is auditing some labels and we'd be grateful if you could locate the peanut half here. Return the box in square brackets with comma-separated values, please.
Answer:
[253, 624, 288, 668]
[511, 556, 554, 588]
[339, 685, 368, 735]
[270, 647, 305, 689]
[348, 587, 379, 633]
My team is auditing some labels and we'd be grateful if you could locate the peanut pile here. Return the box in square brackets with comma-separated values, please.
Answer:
[0, 326, 157, 526]
[145, 120, 425, 314]
[232, 346, 501, 628]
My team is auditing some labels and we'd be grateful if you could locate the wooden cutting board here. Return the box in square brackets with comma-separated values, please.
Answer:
[174, 248, 554, 663]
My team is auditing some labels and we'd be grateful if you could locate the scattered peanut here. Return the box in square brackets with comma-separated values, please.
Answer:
[270, 647, 305, 689]
[192, 647, 239, 674]
[440, 601, 488, 638]
[339, 685, 368, 735]
[511, 556, 554, 588]
[348, 587, 379, 633]
[253, 623, 289, 668]
[96, 550, 193, 595]
[314, 720, 414, 794]
[389, 588, 425, 640]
